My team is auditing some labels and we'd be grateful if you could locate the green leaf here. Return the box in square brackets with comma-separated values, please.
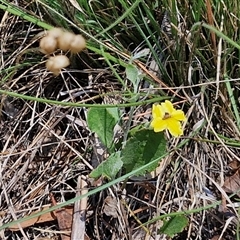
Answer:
[87, 108, 119, 150]
[126, 64, 138, 87]
[159, 215, 188, 238]
[89, 151, 123, 180]
[121, 129, 167, 176]
[132, 48, 150, 60]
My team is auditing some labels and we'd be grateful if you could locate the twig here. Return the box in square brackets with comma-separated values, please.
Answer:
[71, 176, 88, 240]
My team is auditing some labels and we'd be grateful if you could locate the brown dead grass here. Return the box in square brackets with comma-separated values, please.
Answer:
[0, 3, 240, 240]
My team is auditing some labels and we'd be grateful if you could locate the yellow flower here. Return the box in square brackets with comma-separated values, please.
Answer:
[151, 100, 186, 137]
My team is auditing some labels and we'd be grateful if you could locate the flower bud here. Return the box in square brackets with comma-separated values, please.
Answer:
[47, 27, 64, 39]
[39, 35, 57, 54]
[46, 55, 70, 76]
[70, 34, 86, 53]
[57, 31, 75, 51]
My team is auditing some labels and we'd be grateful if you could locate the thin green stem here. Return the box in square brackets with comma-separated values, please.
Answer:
[95, 0, 143, 38]
[224, 74, 240, 129]
[0, 1, 50, 29]
[141, 201, 220, 227]
[191, 22, 240, 50]
[0, 89, 169, 108]
[0, 150, 169, 230]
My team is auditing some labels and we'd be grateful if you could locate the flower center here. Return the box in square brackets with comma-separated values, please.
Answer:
[163, 112, 171, 120]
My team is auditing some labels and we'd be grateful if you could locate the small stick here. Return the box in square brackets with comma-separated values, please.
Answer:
[71, 176, 88, 240]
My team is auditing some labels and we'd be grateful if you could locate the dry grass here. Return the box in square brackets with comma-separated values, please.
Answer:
[1, 1, 240, 240]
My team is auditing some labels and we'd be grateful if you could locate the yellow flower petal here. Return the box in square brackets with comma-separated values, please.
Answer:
[151, 118, 167, 132]
[172, 110, 187, 121]
[161, 100, 175, 114]
[152, 104, 164, 119]
[166, 118, 183, 137]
